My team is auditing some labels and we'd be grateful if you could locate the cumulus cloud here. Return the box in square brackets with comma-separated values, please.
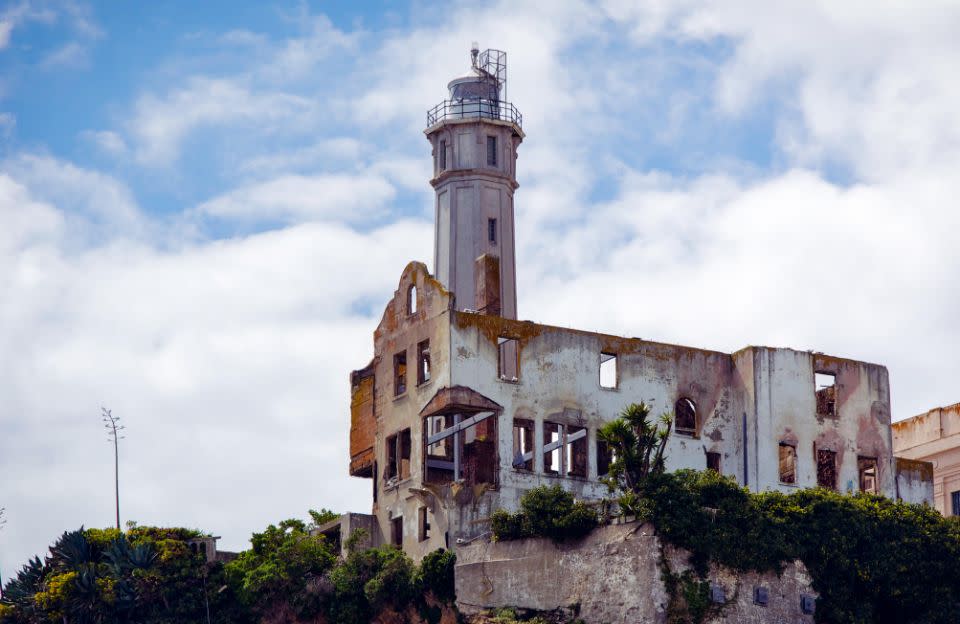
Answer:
[128, 78, 315, 166]
[195, 172, 396, 224]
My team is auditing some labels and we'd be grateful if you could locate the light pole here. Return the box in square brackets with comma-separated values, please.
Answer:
[102, 408, 124, 531]
[0, 507, 7, 600]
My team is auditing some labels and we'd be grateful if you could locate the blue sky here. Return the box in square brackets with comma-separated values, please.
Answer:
[3, 0, 960, 582]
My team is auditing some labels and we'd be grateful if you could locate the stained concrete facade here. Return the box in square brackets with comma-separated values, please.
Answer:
[893, 403, 960, 515]
[343, 49, 933, 562]
[455, 521, 818, 623]
[348, 265, 922, 560]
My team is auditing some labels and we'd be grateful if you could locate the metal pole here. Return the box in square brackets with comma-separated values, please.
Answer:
[0, 507, 6, 600]
[102, 408, 124, 532]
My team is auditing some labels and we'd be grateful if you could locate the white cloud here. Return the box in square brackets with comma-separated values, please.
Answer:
[80, 129, 127, 156]
[0, 19, 12, 49]
[128, 77, 315, 166]
[195, 172, 396, 224]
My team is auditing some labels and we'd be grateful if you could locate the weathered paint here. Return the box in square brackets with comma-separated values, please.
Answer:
[893, 402, 960, 513]
[347, 265, 906, 561]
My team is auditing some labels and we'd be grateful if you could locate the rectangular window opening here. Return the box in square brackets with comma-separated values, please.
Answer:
[543, 422, 561, 475]
[817, 449, 837, 490]
[706, 451, 721, 473]
[486, 135, 497, 166]
[391, 516, 403, 547]
[779, 443, 797, 485]
[597, 439, 613, 478]
[424, 411, 498, 487]
[418, 507, 431, 542]
[488, 218, 497, 244]
[599, 352, 618, 389]
[815, 372, 837, 416]
[417, 340, 431, 385]
[385, 429, 411, 485]
[498, 337, 519, 382]
[565, 425, 588, 478]
[512, 418, 534, 471]
[858, 456, 878, 493]
[393, 351, 407, 396]
[439, 139, 446, 170]
[952, 491, 960, 516]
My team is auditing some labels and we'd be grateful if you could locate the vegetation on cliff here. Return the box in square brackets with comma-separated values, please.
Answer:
[0, 513, 456, 624]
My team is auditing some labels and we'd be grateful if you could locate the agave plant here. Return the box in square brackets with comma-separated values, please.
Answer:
[127, 542, 158, 570]
[1, 556, 46, 609]
[67, 563, 103, 624]
[48, 527, 93, 570]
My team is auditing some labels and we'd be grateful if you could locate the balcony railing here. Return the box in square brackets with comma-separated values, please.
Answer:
[426, 99, 522, 129]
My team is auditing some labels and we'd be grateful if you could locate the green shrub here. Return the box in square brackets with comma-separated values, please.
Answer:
[416, 549, 457, 603]
[492, 485, 597, 542]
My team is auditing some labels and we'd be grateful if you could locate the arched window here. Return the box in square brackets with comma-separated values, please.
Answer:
[407, 284, 418, 315]
[675, 398, 696, 435]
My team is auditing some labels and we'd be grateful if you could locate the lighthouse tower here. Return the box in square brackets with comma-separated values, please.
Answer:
[425, 45, 524, 319]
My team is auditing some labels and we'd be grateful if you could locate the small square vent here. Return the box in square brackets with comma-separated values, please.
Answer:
[753, 586, 769, 606]
[800, 594, 816, 615]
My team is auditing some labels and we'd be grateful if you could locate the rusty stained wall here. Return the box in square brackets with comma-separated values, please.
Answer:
[455, 522, 817, 624]
[745, 348, 895, 495]
[349, 365, 376, 476]
[350, 261, 457, 555]
[448, 312, 748, 514]
[892, 403, 960, 513]
[894, 457, 935, 506]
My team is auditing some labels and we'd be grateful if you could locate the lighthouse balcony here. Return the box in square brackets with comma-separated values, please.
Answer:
[426, 98, 522, 129]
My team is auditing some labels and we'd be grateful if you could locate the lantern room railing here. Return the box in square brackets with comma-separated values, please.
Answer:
[427, 99, 522, 129]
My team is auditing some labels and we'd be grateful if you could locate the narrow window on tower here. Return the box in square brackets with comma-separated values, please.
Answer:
[488, 218, 497, 244]
[858, 456, 878, 493]
[439, 139, 447, 170]
[487, 135, 497, 166]
[417, 340, 431, 385]
[393, 351, 407, 396]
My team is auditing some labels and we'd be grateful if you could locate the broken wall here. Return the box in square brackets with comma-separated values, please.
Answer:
[455, 521, 817, 624]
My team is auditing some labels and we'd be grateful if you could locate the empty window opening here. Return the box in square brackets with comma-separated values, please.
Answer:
[675, 398, 697, 435]
[407, 284, 418, 314]
[858, 456, 878, 493]
[417, 340, 431, 385]
[418, 507, 431, 542]
[599, 352, 618, 389]
[815, 372, 837, 416]
[952, 491, 960, 516]
[393, 351, 407, 396]
[779, 443, 797, 484]
[391, 516, 403, 547]
[384, 429, 412, 485]
[486, 135, 497, 166]
[498, 337, 519, 382]
[597, 439, 613, 478]
[424, 410, 497, 487]
[543, 422, 561, 475]
[488, 218, 497, 244]
[512, 418, 534, 471]
[439, 139, 447, 170]
[542, 422, 587, 477]
[817, 449, 837, 490]
[706, 451, 721, 473]
[565, 425, 588, 478]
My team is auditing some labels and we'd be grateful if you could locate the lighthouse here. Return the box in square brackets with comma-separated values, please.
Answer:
[425, 45, 524, 319]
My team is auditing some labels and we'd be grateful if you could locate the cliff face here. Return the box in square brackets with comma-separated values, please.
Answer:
[454, 521, 817, 624]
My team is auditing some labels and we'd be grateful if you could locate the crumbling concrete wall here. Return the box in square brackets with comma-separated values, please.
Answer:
[895, 457, 936, 506]
[455, 522, 817, 624]
[893, 403, 960, 514]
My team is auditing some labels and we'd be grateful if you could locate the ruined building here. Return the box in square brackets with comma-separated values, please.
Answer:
[336, 47, 933, 560]
[893, 402, 960, 516]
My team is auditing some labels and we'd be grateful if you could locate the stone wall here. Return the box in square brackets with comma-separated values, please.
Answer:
[455, 522, 817, 624]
